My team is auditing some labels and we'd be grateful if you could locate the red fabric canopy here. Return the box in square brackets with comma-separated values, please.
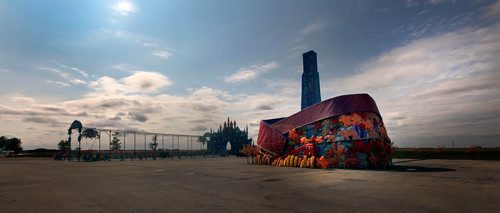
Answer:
[257, 93, 381, 154]
[256, 120, 286, 154]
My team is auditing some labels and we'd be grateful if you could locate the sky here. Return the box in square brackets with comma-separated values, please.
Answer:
[0, 0, 499, 149]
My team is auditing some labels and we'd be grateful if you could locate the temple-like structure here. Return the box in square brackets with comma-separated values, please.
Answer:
[205, 117, 251, 156]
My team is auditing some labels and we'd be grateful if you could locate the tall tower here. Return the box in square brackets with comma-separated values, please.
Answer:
[301, 50, 321, 110]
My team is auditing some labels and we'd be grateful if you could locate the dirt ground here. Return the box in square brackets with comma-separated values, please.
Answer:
[0, 157, 498, 212]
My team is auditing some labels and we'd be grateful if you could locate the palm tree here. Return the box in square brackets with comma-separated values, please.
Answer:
[110, 136, 121, 151]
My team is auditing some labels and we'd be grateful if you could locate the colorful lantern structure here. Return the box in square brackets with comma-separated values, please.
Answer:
[256, 93, 393, 169]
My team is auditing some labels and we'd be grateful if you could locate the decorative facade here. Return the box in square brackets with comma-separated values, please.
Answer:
[205, 117, 251, 156]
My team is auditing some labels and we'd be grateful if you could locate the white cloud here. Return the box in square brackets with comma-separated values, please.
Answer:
[70, 67, 88, 78]
[301, 20, 327, 35]
[87, 29, 170, 61]
[70, 79, 87, 85]
[143, 42, 158, 47]
[45, 80, 71, 87]
[39, 67, 70, 79]
[292, 20, 327, 52]
[112, 1, 136, 16]
[0, 72, 300, 149]
[59, 64, 88, 78]
[89, 71, 171, 95]
[289, 44, 307, 53]
[151, 50, 172, 60]
[224, 61, 279, 83]
[9, 96, 36, 104]
[39, 67, 87, 86]
[121, 71, 171, 92]
[112, 64, 133, 72]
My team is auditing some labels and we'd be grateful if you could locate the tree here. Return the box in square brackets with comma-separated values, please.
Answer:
[110, 136, 121, 150]
[7, 137, 22, 153]
[200, 133, 211, 147]
[0, 136, 6, 151]
[58, 140, 69, 151]
[0, 136, 23, 153]
[149, 135, 158, 150]
[149, 135, 159, 159]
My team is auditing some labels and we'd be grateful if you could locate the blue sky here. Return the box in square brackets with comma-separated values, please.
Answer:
[0, 0, 499, 149]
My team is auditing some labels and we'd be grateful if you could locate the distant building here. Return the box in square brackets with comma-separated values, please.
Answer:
[301, 50, 321, 110]
[205, 117, 251, 156]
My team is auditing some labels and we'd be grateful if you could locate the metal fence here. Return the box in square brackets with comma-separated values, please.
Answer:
[65, 129, 218, 161]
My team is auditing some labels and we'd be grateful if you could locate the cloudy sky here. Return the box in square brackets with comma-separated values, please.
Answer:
[0, 0, 499, 149]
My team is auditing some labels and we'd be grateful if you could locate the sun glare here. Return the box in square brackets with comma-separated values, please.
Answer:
[112, 1, 135, 16]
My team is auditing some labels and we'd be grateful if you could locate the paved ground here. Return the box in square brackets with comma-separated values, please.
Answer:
[0, 157, 499, 212]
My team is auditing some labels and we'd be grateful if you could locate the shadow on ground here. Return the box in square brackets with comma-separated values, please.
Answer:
[393, 159, 427, 164]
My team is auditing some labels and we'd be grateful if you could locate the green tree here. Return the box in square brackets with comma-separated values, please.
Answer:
[110, 136, 121, 150]
[149, 135, 159, 159]
[149, 135, 158, 150]
[0, 136, 23, 153]
[57, 140, 69, 151]
[0, 136, 6, 151]
[200, 133, 211, 147]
